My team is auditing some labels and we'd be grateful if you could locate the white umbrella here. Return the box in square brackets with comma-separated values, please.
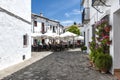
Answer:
[75, 36, 84, 40]
[60, 31, 77, 48]
[43, 32, 59, 38]
[60, 31, 77, 38]
[31, 33, 43, 38]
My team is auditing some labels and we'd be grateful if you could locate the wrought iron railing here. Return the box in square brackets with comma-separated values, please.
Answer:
[82, 8, 90, 24]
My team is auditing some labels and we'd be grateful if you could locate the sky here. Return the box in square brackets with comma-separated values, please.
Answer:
[32, 0, 83, 26]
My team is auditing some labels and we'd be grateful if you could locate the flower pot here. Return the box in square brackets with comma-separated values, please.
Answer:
[104, 25, 111, 32]
[107, 40, 112, 45]
[95, 67, 101, 71]
[100, 68, 108, 73]
[82, 50, 86, 53]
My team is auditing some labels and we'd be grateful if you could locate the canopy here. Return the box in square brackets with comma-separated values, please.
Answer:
[75, 36, 84, 40]
[60, 31, 77, 38]
[43, 32, 59, 38]
[31, 33, 43, 38]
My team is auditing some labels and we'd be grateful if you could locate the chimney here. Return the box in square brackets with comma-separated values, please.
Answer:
[40, 13, 43, 16]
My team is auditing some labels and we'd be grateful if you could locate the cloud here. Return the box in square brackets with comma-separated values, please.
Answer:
[72, 9, 81, 14]
[65, 13, 70, 17]
[64, 9, 82, 17]
[60, 18, 82, 26]
[61, 20, 74, 26]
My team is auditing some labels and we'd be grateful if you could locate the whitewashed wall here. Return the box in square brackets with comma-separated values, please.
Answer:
[34, 22, 42, 33]
[32, 16, 61, 34]
[0, 0, 31, 70]
[87, 0, 120, 74]
[0, 0, 31, 22]
[113, 11, 120, 70]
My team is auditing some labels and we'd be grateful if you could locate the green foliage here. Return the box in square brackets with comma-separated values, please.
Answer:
[89, 51, 96, 62]
[96, 46, 104, 53]
[95, 53, 112, 70]
[67, 25, 80, 35]
[89, 41, 96, 51]
[74, 22, 77, 25]
[81, 46, 87, 51]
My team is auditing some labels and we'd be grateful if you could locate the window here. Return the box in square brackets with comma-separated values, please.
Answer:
[41, 22, 45, 33]
[53, 26, 55, 32]
[34, 21, 37, 26]
[50, 25, 52, 30]
[23, 34, 28, 47]
[92, 25, 95, 39]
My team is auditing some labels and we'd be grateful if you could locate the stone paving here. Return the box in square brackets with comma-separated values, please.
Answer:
[2, 50, 117, 80]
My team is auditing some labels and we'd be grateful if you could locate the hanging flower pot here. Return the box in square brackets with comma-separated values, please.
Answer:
[104, 25, 111, 32]
[107, 40, 112, 45]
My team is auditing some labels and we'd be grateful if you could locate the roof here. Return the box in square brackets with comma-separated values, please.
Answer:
[32, 13, 60, 23]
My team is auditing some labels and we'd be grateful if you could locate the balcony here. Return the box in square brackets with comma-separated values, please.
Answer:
[92, 0, 110, 13]
[92, 0, 106, 6]
[82, 7, 90, 24]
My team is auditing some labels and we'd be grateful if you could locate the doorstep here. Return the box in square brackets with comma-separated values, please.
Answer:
[114, 69, 120, 80]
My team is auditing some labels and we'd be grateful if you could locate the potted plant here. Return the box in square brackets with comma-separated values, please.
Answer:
[95, 53, 112, 73]
[81, 46, 87, 53]
[104, 25, 111, 32]
[107, 40, 112, 45]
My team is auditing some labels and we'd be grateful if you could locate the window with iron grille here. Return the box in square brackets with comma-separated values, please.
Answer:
[34, 21, 37, 26]
[23, 34, 28, 46]
[53, 26, 55, 32]
[41, 22, 45, 33]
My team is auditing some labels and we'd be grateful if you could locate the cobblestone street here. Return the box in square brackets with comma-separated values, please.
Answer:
[2, 50, 117, 80]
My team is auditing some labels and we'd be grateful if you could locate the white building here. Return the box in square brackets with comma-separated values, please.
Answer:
[31, 13, 64, 44]
[81, 0, 91, 53]
[0, 0, 31, 70]
[82, 0, 120, 75]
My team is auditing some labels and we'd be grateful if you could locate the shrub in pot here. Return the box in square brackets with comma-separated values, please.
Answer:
[95, 53, 112, 73]
[81, 46, 87, 52]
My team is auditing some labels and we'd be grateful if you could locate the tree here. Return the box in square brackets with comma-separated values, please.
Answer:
[74, 22, 77, 25]
[67, 25, 80, 35]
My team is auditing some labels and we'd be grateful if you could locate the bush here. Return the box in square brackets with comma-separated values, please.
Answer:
[95, 53, 112, 71]
[89, 51, 97, 62]
[81, 46, 87, 51]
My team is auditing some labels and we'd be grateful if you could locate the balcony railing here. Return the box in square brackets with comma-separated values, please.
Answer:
[92, 0, 106, 6]
[82, 7, 90, 24]
[92, 0, 110, 13]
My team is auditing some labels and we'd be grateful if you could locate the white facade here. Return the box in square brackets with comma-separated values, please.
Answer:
[31, 13, 64, 44]
[82, 0, 120, 74]
[0, 0, 31, 70]
[82, 0, 92, 53]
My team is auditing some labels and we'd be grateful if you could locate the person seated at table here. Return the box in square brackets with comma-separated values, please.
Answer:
[48, 42, 51, 50]
[33, 42, 37, 47]
[32, 42, 38, 51]
[43, 42, 48, 50]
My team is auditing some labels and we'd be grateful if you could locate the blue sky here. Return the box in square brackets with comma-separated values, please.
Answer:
[32, 0, 82, 26]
